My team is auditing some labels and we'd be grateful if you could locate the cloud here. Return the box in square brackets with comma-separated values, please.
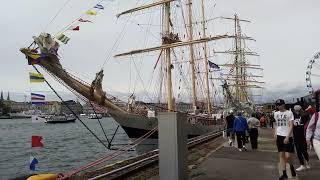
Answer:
[262, 83, 309, 103]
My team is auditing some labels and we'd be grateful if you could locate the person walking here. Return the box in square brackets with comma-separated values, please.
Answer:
[233, 111, 248, 151]
[292, 105, 310, 171]
[306, 109, 320, 160]
[260, 114, 267, 128]
[305, 105, 316, 150]
[247, 113, 260, 150]
[225, 110, 236, 146]
[269, 113, 275, 128]
[273, 99, 296, 180]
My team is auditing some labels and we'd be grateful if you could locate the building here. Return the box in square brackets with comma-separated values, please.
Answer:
[32, 101, 61, 114]
[10, 101, 30, 113]
[82, 102, 108, 115]
[60, 100, 83, 115]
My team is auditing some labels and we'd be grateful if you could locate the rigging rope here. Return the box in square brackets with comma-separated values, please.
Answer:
[43, 0, 73, 32]
[43, 66, 128, 150]
[88, 101, 112, 147]
[100, 0, 144, 69]
[60, 125, 158, 179]
[31, 65, 111, 150]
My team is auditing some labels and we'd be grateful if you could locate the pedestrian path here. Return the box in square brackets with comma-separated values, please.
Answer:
[190, 128, 320, 180]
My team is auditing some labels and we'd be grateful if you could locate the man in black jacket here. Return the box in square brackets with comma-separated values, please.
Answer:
[225, 110, 235, 146]
[293, 105, 311, 171]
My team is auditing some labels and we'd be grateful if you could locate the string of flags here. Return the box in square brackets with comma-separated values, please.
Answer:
[29, 71, 46, 171]
[55, 3, 105, 45]
[26, 2, 106, 171]
[29, 134, 44, 171]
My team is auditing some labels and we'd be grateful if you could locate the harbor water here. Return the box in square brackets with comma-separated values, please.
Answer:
[0, 117, 136, 179]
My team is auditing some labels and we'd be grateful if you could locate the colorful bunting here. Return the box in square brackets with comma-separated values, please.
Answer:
[31, 136, 44, 148]
[94, 4, 104, 10]
[29, 156, 39, 171]
[68, 26, 80, 31]
[56, 34, 70, 44]
[78, 18, 93, 23]
[31, 115, 46, 123]
[86, 10, 97, 15]
[29, 72, 45, 83]
[25, 1, 108, 172]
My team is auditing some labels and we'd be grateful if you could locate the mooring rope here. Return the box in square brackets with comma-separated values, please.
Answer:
[59, 125, 158, 179]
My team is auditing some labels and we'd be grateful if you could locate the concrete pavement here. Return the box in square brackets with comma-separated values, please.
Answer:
[189, 128, 320, 180]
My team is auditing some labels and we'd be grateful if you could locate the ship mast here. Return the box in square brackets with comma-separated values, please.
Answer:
[114, 2, 256, 111]
[186, 0, 197, 113]
[164, 2, 174, 111]
[200, 0, 212, 115]
[219, 15, 263, 107]
[234, 14, 241, 102]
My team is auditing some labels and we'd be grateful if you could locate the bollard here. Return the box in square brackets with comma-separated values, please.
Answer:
[158, 112, 187, 180]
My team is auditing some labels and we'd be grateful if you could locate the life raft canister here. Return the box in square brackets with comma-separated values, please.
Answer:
[27, 174, 57, 180]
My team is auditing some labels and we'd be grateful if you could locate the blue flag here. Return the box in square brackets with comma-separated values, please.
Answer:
[29, 156, 38, 171]
[94, 4, 104, 9]
[208, 60, 220, 69]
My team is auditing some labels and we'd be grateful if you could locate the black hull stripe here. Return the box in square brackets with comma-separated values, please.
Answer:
[45, 120, 76, 124]
[121, 126, 199, 139]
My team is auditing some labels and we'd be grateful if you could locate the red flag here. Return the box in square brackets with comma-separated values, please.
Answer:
[73, 26, 80, 31]
[78, 18, 92, 23]
[31, 136, 44, 148]
[69, 26, 80, 31]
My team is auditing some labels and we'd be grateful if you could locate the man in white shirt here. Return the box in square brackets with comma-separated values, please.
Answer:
[273, 99, 296, 180]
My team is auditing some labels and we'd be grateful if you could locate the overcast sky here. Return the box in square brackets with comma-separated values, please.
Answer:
[0, 0, 319, 103]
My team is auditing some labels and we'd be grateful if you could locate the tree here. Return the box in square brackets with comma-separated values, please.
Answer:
[0, 101, 11, 115]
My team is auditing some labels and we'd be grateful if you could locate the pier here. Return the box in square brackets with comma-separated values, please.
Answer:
[189, 128, 320, 180]
[79, 128, 319, 180]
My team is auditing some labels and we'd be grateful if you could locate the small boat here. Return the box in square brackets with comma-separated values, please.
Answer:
[45, 115, 76, 124]
[88, 113, 102, 119]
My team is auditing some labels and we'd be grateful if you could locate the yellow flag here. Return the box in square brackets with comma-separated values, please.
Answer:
[29, 72, 45, 83]
[26, 52, 41, 59]
[86, 10, 97, 15]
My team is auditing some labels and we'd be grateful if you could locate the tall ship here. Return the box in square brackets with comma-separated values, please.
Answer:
[213, 15, 264, 112]
[20, 1, 262, 153]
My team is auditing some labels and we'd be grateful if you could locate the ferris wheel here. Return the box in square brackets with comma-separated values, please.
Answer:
[306, 52, 320, 94]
